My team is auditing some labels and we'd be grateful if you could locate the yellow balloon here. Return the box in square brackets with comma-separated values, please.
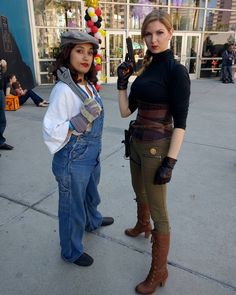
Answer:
[85, 0, 98, 8]
[88, 11, 96, 17]
[99, 29, 106, 37]
[95, 57, 102, 64]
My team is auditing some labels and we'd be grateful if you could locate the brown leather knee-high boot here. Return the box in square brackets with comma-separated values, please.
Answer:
[125, 202, 152, 238]
[135, 231, 170, 294]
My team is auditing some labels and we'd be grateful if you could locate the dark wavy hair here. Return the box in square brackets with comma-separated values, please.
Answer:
[53, 43, 98, 84]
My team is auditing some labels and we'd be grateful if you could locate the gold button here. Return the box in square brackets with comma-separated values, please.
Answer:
[150, 148, 157, 155]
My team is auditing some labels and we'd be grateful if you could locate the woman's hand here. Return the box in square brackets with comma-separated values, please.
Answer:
[80, 97, 101, 123]
[117, 61, 134, 90]
[154, 156, 177, 185]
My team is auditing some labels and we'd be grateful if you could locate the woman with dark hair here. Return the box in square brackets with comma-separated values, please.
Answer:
[117, 10, 190, 294]
[42, 31, 113, 267]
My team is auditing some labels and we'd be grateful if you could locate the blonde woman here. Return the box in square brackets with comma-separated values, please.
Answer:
[117, 10, 190, 294]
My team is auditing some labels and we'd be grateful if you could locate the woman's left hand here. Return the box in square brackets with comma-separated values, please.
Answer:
[154, 156, 177, 185]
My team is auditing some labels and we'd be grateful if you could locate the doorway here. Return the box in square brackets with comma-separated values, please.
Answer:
[171, 33, 201, 79]
[105, 31, 126, 83]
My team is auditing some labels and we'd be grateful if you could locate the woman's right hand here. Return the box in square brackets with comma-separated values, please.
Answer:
[117, 61, 134, 90]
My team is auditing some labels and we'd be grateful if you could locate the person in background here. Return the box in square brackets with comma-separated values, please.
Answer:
[42, 31, 114, 267]
[0, 58, 14, 152]
[117, 10, 190, 294]
[221, 44, 236, 83]
[5, 74, 49, 107]
[11, 81, 25, 96]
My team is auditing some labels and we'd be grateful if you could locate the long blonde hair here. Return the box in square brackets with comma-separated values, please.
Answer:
[138, 10, 173, 76]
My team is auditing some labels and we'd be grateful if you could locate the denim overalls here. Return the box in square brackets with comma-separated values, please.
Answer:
[52, 85, 104, 262]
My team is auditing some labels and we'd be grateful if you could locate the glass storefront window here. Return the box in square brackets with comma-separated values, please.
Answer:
[170, 36, 182, 62]
[33, 0, 83, 28]
[207, 0, 235, 9]
[100, 3, 126, 29]
[200, 33, 236, 78]
[100, 0, 128, 2]
[36, 28, 64, 59]
[30, 0, 236, 83]
[130, 0, 168, 5]
[109, 34, 124, 59]
[202, 33, 236, 57]
[171, 0, 205, 8]
[40, 74, 52, 84]
[129, 6, 168, 30]
[170, 8, 204, 30]
[205, 9, 236, 31]
[100, 62, 107, 83]
[129, 34, 145, 72]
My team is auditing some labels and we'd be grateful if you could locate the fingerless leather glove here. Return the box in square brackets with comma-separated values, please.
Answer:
[70, 97, 101, 133]
[70, 113, 89, 133]
[80, 97, 101, 122]
[117, 61, 134, 90]
[154, 156, 177, 185]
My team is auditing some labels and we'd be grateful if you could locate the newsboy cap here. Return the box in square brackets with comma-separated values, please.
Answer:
[60, 31, 99, 49]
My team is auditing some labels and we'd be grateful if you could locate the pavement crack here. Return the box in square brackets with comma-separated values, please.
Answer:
[101, 145, 124, 161]
[30, 188, 57, 207]
[0, 192, 58, 221]
[185, 140, 236, 152]
[0, 193, 30, 208]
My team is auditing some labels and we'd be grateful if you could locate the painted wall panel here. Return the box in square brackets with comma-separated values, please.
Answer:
[0, 0, 35, 87]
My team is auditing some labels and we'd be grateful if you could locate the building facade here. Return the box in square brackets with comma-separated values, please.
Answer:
[1, 0, 236, 85]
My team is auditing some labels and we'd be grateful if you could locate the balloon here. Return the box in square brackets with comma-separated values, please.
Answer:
[85, 14, 90, 21]
[91, 26, 98, 33]
[91, 15, 98, 22]
[94, 21, 101, 28]
[95, 83, 101, 91]
[95, 56, 102, 64]
[87, 20, 94, 28]
[99, 29, 106, 37]
[88, 11, 96, 17]
[94, 31, 101, 39]
[95, 8, 102, 16]
[85, 0, 98, 8]
[95, 64, 102, 71]
[87, 7, 95, 14]
[86, 27, 92, 33]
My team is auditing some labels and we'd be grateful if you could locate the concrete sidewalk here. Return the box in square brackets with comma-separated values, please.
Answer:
[0, 79, 236, 295]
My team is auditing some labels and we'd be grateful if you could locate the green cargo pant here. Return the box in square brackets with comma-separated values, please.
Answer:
[130, 137, 171, 233]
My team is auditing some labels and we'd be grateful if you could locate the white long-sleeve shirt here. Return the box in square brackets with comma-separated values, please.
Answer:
[42, 81, 95, 154]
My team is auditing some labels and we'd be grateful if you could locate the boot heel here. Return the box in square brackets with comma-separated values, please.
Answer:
[160, 279, 166, 287]
[144, 231, 151, 239]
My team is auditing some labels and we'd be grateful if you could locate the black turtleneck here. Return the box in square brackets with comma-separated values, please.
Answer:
[128, 49, 190, 129]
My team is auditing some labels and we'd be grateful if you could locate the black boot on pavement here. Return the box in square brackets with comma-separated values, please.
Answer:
[101, 217, 114, 226]
[0, 143, 14, 150]
[73, 253, 94, 266]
